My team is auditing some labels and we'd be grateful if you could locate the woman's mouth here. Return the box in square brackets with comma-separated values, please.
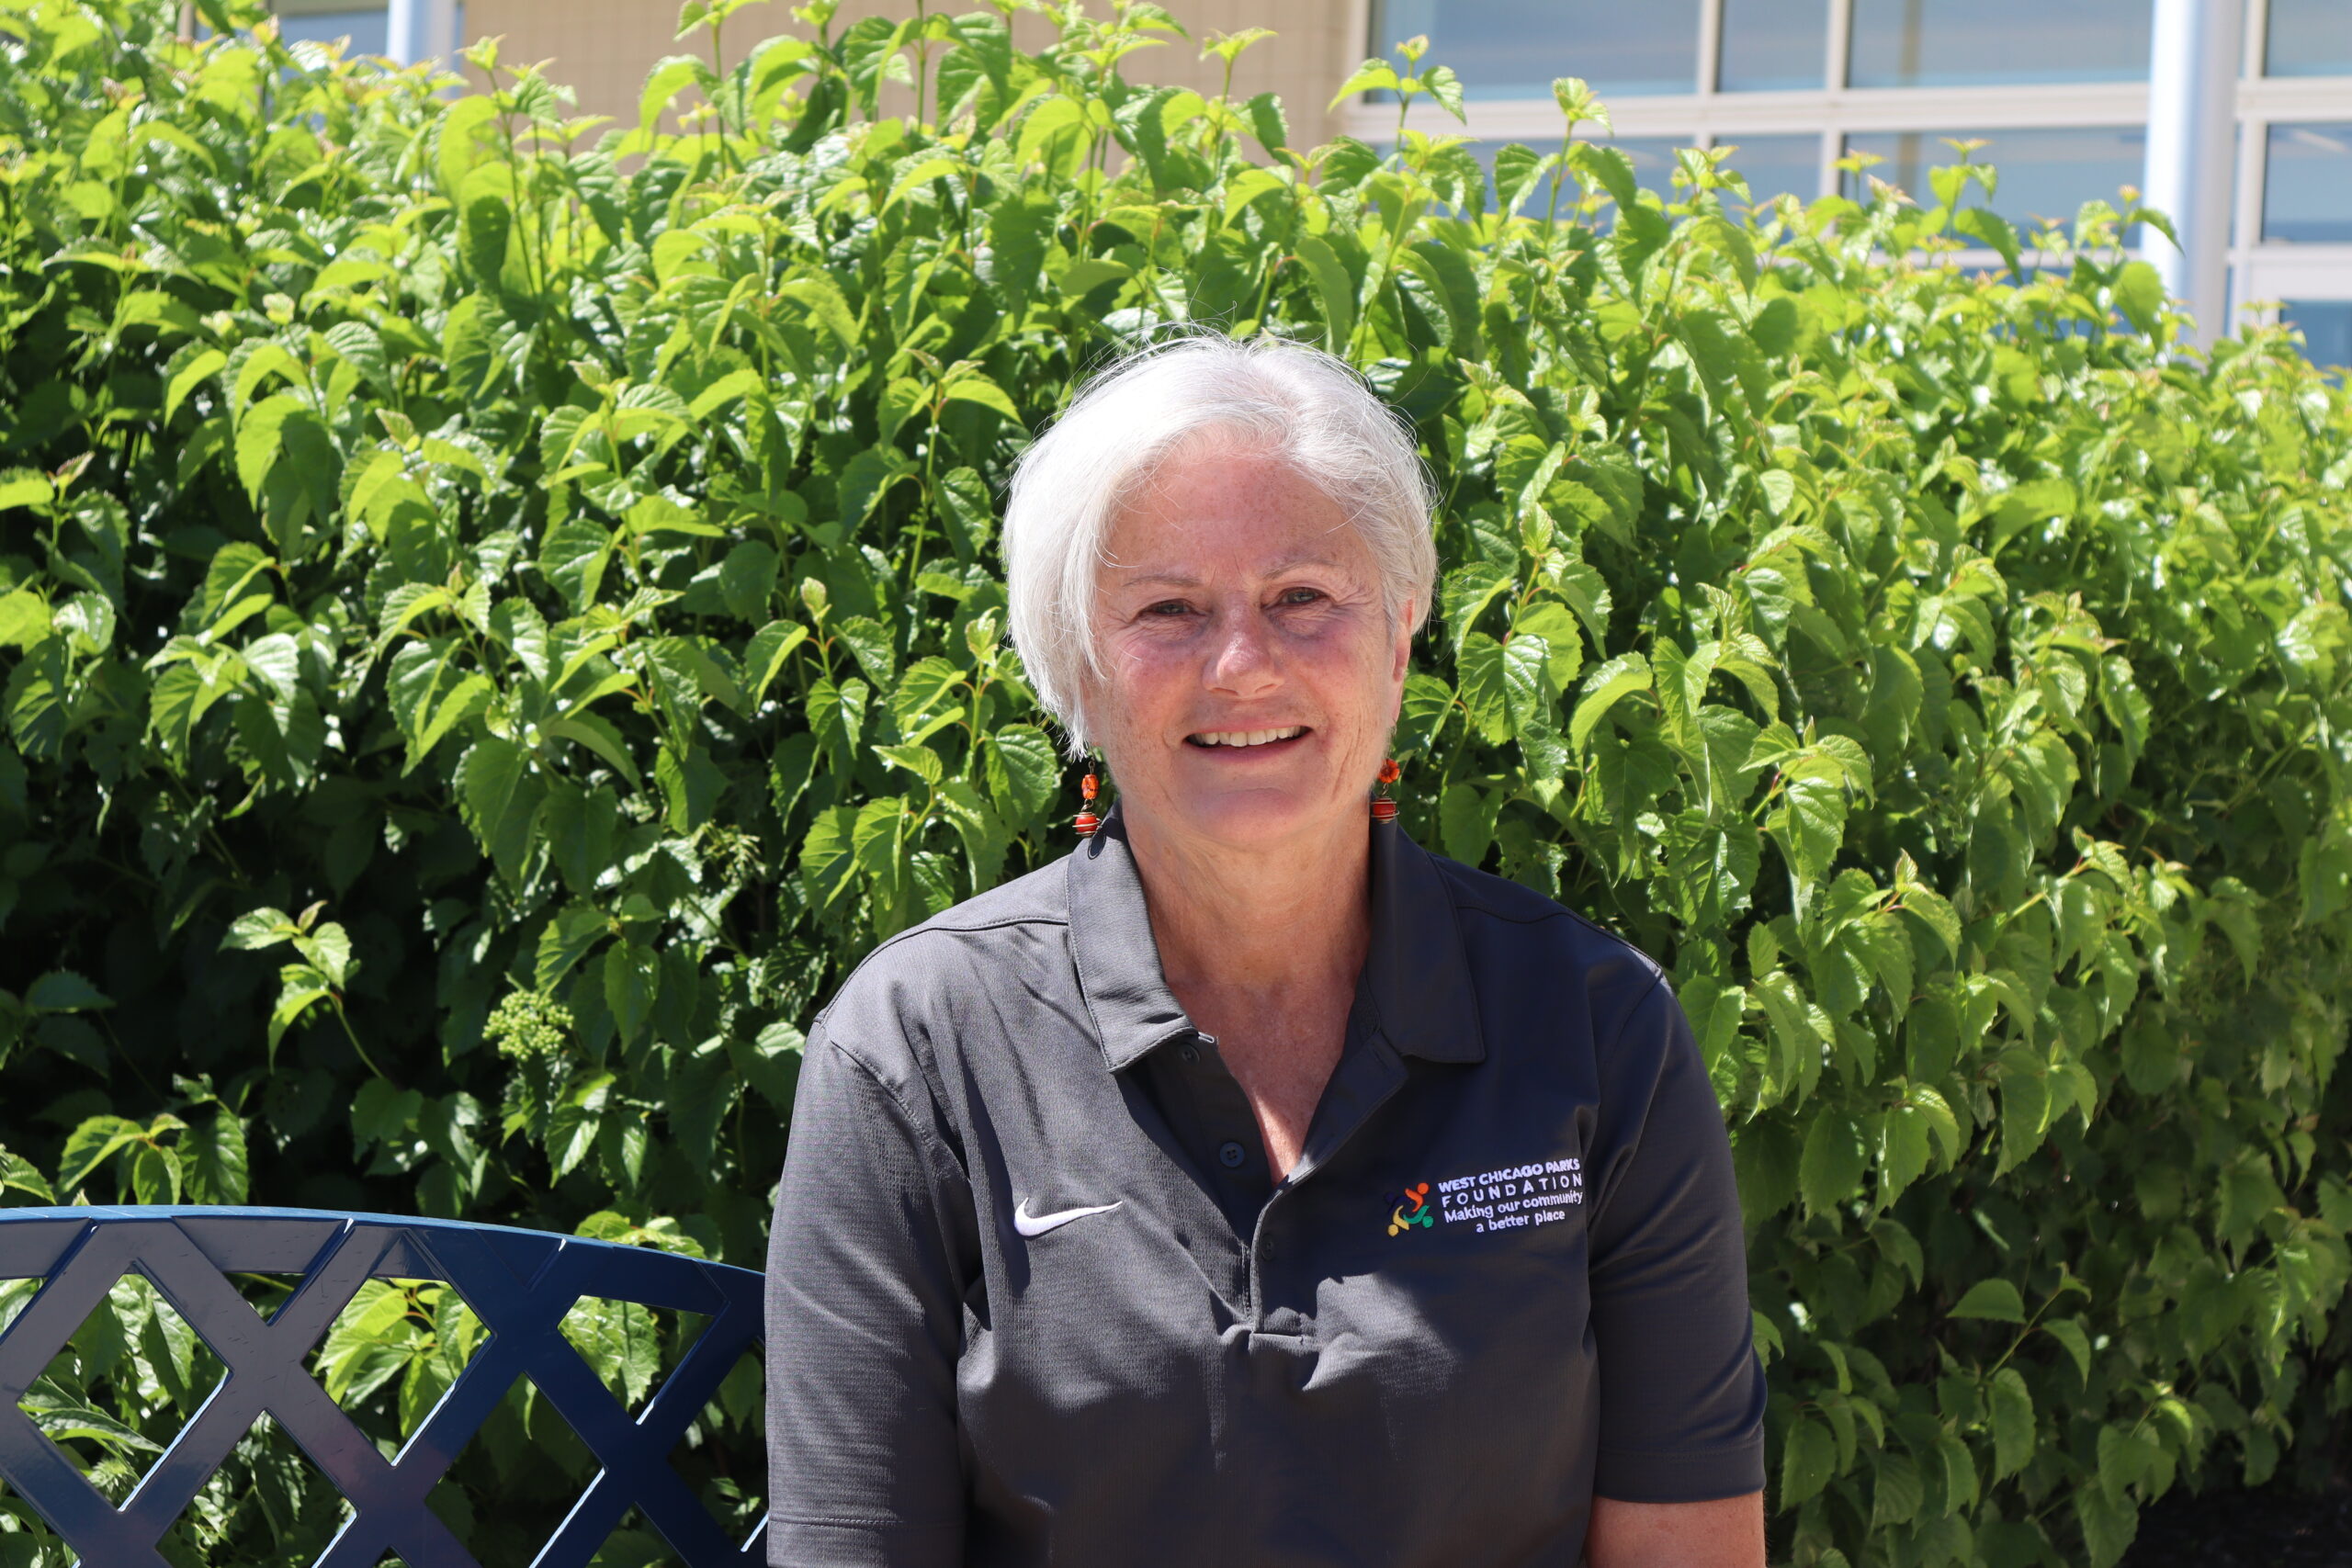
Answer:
[1186, 726, 1308, 749]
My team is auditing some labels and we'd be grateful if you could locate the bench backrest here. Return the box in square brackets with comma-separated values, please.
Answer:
[0, 1206, 765, 1567]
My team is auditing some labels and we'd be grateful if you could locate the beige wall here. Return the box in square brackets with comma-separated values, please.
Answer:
[462, 0, 1363, 148]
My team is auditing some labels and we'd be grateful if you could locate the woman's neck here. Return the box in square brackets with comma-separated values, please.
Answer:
[1119, 807, 1372, 1006]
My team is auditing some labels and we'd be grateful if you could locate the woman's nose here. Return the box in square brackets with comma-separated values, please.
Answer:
[1204, 612, 1280, 696]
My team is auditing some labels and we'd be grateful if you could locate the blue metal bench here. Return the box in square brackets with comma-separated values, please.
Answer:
[0, 1206, 766, 1567]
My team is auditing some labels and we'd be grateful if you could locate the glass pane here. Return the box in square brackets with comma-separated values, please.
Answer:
[1373, 0, 1702, 99]
[1718, 134, 1824, 207]
[2267, 0, 2352, 78]
[2282, 301, 2352, 370]
[1848, 0, 2151, 87]
[277, 9, 389, 55]
[2264, 124, 2352, 243]
[1719, 0, 1828, 91]
[1843, 128, 2146, 232]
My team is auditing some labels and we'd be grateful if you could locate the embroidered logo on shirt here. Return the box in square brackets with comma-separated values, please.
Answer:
[1384, 1183, 1433, 1236]
[1433, 1157, 1584, 1234]
[1012, 1199, 1122, 1237]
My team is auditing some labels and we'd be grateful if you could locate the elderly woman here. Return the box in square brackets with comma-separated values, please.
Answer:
[764, 337, 1765, 1566]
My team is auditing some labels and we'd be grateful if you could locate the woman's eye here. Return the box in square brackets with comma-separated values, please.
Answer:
[1275, 587, 1323, 606]
[1144, 600, 1192, 617]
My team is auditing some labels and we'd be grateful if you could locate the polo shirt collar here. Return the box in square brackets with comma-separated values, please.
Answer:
[1065, 807, 1487, 1072]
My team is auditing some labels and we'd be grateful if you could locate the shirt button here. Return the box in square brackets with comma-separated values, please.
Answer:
[1179, 1044, 1199, 1064]
[1217, 1141, 1248, 1169]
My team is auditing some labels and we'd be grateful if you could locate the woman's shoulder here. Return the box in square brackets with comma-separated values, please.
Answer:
[1419, 847, 1668, 1010]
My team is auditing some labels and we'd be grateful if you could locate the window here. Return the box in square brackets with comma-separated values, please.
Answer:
[2264, 125, 2352, 243]
[2282, 301, 2352, 369]
[1842, 128, 2146, 233]
[272, 0, 389, 56]
[1372, 0, 1702, 99]
[1847, 0, 2151, 88]
[1719, 0, 1828, 92]
[1717, 134, 1824, 206]
[2266, 0, 2352, 79]
[277, 11, 389, 53]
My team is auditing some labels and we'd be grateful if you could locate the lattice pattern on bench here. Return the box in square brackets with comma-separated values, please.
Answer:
[0, 1206, 766, 1567]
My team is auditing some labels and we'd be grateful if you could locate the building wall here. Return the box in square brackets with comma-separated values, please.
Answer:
[461, 0, 1361, 147]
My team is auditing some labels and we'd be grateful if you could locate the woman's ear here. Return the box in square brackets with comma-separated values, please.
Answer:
[1389, 598, 1419, 684]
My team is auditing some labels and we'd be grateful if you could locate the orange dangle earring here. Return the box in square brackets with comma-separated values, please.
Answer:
[1371, 758, 1402, 824]
[1074, 766, 1103, 839]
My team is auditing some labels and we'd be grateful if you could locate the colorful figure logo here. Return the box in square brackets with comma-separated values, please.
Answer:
[1386, 1182, 1433, 1236]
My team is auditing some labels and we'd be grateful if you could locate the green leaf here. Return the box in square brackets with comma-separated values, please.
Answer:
[1989, 1367, 2035, 1480]
[545, 716, 644, 789]
[1294, 234, 1356, 355]
[1439, 783, 1498, 867]
[0, 1149, 56, 1203]
[456, 736, 545, 883]
[294, 921, 353, 988]
[1570, 652, 1651, 752]
[1454, 632, 1514, 745]
[1512, 601, 1586, 694]
[2075, 1483, 2139, 1568]
[542, 784, 620, 899]
[1781, 1413, 1837, 1506]
[942, 373, 1022, 422]
[988, 724, 1060, 821]
[1734, 1118, 1801, 1220]
[744, 620, 811, 703]
[604, 944, 659, 1047]
[653, 741, 727, 831]
[406, 671, 492, 773]
[547, 1072, 613, 1179]
[2113, 259, 2165, 337]
[537, 903, 610, 992]
[2042, 1317, 2094, 1385]
[25, 971, 109, 1013]
[718, 540, 780, 623]
[1245, 91, 1289, 153]
[234, 394, 303, 502]
[733, 1021, 807, 1111]
[1327, 58, 1401, 109]
[1948, 1279, 2026, 1323]
[1768, 768, 1848, 890]
[164, 349, 226, 425]
[1418, 63, 1465, 122]
[0, 589, 49, 650]
[1569, 141, 1639, 213]
[57, 1115, 145, 1195]
[1441, 560, 1514, 650]
[540, 520, 614, 613]
[1798, 1109, 1866, 1219]
[833, 615, 897, 689]
[222, 908, 296, 951]
[184, 1108, 249, 1205]
[799, 805, 861, 909]
[0, 469, 55, 513]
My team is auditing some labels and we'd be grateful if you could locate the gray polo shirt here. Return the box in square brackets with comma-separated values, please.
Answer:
[764, 812, 1765, 1567]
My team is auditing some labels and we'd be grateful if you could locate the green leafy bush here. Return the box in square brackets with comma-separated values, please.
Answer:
[2, 0, 2350, 1562]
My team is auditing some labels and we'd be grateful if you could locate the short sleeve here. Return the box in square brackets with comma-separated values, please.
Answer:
[764, 1024, 978, 1566]
[1584, 975, 1768, 1503]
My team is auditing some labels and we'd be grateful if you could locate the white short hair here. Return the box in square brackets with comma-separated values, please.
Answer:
[1001, 334, 1438, 752]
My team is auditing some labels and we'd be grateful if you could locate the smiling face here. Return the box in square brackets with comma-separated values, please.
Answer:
[1082, 435, 1416, 856]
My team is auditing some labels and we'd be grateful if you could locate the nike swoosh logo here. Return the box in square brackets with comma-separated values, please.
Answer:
[1012, 1199, 1122, 1237]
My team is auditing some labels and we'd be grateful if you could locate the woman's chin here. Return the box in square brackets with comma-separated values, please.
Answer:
[1148, 784, 1352, 852]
